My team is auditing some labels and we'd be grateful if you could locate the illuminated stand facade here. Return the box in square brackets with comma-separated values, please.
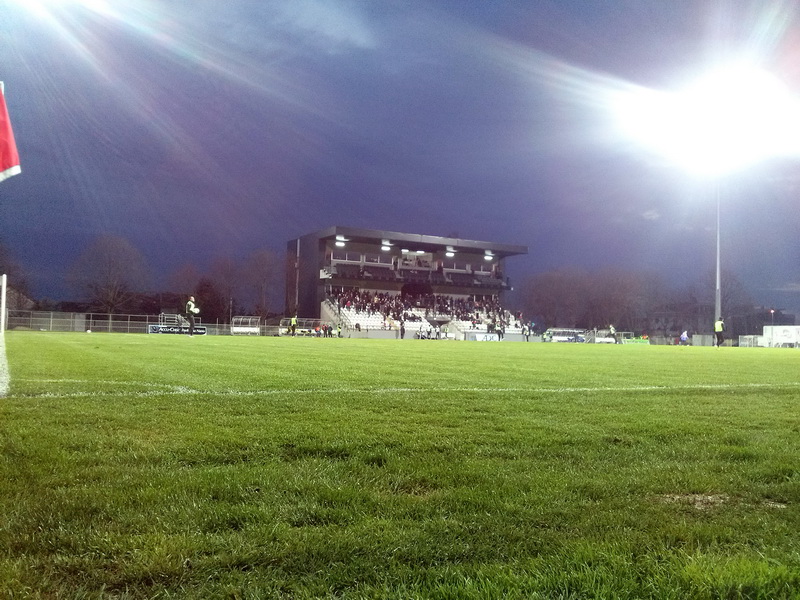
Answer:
[286, 226, 527, 320]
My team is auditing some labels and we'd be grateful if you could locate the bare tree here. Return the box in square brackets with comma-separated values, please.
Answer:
[209, 256, 241, 321]
[195, 277, 227, 323]
[0, 241, 31, 302]
[522, 268, 590, 329]
[580, 268, 662, 331]
[714, 269, 754, 316]
[67, 235, 150, 313]
[167, 263, 202, 298]
[165, 252, 281, 320]
[242, 249, 282, 317]
[523, 267, 666, 333]
[704, 269, 755, 337]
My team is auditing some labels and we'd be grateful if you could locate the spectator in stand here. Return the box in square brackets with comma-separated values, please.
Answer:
[328, 288, 519, 336]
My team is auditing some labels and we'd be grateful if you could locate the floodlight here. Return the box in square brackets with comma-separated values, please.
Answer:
[614, 63, 800, 176]
[612, 62, 800, 322]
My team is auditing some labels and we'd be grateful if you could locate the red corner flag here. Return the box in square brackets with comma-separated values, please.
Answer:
[0, 82, 21, 183]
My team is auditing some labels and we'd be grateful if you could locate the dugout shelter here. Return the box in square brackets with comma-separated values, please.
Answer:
[286, 226, 528, 319]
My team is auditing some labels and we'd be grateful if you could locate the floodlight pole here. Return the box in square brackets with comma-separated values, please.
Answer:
[714, 181, 721, 323]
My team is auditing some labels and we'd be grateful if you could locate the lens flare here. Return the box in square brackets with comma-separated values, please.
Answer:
[612, 63, 800, 177]
[16, 0, 109, 19]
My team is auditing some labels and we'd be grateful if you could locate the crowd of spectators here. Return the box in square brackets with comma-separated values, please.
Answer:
[327, 288, 516, 329]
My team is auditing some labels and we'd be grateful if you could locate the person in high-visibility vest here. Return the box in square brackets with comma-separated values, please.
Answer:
[714, 317, 725, 347]
[185, 296, 199, 336]
[290, 315, 297, 336]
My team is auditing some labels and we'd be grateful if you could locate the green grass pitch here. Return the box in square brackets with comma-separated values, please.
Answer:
[1, 331, 799, 599]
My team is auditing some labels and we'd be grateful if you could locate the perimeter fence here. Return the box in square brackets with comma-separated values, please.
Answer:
[5, 311, 281, 336]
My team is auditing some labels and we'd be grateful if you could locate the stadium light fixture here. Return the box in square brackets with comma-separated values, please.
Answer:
[612, 62, 800, 321]
[613, 63, 800, 177]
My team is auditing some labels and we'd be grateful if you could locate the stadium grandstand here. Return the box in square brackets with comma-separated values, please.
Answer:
[286, 226, 528, 340]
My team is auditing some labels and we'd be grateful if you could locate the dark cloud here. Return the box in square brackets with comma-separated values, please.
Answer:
[1, 0, 800, 313]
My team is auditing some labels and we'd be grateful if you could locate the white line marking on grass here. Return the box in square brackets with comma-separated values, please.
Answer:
[9, 380, 800, 399]
[22, 379, 186, 388]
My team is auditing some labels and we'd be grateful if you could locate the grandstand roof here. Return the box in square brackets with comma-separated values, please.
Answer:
[310, 226, 528, 258]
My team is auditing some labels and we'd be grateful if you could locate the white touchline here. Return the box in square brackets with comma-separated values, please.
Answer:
[10, 379, 800, 399]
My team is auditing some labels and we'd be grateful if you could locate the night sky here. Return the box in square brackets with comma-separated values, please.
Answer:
[2, 0, 800, 313]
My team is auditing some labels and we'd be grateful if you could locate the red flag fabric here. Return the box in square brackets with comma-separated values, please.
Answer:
[0, 84, 21, 183]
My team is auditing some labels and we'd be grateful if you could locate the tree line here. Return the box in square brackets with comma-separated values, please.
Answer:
[61, 235, 284, 323]
[518, 266, 775, 338]
[3, 235, 787, 336]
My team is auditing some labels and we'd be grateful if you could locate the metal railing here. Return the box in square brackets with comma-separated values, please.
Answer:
[5, 310, 286, 336]
[7, 310, 173, 334]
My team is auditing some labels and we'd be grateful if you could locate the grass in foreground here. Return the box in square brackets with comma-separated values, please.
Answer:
[1, 331, 799, 599]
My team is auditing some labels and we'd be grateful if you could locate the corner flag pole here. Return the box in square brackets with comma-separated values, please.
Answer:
[0, 274, 8, 398]
[0, 81, 22, 183]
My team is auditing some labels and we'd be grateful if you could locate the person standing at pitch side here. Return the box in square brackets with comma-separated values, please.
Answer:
[186, 295, 199, 336]
[714, 317, 725, 347]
